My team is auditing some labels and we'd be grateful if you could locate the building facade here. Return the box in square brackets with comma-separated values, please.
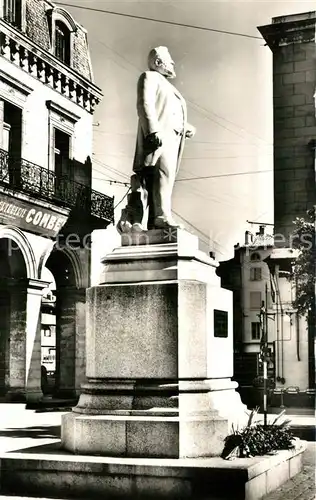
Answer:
[218, 226, 312, 408]
[0, 0, 114, 402]
[258, 12, 316, 243]
[218, 11, 316, 409]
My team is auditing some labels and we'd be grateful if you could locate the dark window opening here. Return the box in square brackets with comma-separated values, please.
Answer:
[3, 0, 22, 28]
[250, 267, 262, 281]
[251, 322, 261, 340]
[3, 101, 22, 186]
[55, 21, 70, 65]
[53, 128, 71, 195]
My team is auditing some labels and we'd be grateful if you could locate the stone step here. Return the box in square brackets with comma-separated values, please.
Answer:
[0, 440, 307, 500]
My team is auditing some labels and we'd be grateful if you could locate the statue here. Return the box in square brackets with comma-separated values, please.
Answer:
[117, 46, 195, 233]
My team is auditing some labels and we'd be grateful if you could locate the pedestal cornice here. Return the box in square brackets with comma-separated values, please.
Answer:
[100, 229, 219, 285]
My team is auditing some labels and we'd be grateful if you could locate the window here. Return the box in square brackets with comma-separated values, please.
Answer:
[251, 322, 261, 340]
[3, 100, 22, 186]
[53, 128, 71, 195]
[46, 100, 79, 174]
[4, 100, 22, 159]
[250, 291, 262, 310]
[48, 8, 77, 66]
[43, 326, 51, 338]
[55, 21, 70, 65]
[250, 252, 261, 261]
[250, 267, 262, 281]
[3, 0, 21, 27]
[2, 123, 11, 152]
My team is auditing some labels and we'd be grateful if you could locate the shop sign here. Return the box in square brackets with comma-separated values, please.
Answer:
[0, 193, 68, 237]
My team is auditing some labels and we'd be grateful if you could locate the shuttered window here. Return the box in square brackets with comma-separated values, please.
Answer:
[250, 291, 262, 310]
[250, 267, 262, 281]
[4, 0, 22, 28]
[251, 322, 261, 340]
[55, 21, 70, 65]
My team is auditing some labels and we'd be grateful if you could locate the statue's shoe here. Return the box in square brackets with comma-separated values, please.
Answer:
[153, 217, 183, 230]
[116, 220, 133, 234]
[131, 223, 145, 232]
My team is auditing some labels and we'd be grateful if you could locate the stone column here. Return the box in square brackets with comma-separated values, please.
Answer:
[55, 286, 87, 398]
[25, 279, 50, 402]
[55, 286, 76, 398]
[0, 278, 10, 396]
[62, 230, 247, 458]
[74, 288, 87, 396]
[6, 281, 27, 401]
[6, 279, 49, 402]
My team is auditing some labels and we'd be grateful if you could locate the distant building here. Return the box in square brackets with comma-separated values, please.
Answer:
[0, 0, 114, 402]
[218, 225, 312, 408]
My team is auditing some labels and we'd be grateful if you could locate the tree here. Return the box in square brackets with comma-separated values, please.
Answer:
[291, 207, 315, 318]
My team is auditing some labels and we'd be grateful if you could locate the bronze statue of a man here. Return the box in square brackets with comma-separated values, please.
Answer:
[117, 46, 195, 233]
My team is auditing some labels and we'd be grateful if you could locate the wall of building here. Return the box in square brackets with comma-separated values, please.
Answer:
[275, 275, 309, 390]
[0, 0, 109, 401]
[0, 57, 93, 170]
[259, 12, 316, 243]
[239, 244, 310, 392]
[24, 0, 92, 80]
[241, 247, 273, 346]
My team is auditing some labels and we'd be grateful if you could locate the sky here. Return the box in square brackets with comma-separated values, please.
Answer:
[56, 0, 315, 275]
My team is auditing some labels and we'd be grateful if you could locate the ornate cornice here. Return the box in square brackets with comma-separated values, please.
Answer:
[258, 13, 316, 50]
[0, 67, 33, 94]
[0, 18, 103, 113]
[46, 99, 80, 123]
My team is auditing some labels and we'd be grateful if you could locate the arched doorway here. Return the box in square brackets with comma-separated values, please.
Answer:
[0, 238, 27, 396]
[44, 250, 78, 398]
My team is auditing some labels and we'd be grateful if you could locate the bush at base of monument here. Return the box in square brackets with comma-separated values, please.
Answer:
[221, 408, 295, 459]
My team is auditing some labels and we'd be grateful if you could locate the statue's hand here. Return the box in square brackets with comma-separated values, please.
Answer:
[145, 132, 163, 151]
[185, 125, 196, 139]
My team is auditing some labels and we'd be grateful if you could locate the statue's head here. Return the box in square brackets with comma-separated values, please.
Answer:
[148, 46, 176, 79]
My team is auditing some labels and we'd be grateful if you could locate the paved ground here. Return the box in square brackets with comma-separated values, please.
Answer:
[0, 404, 314, 499]
[263, 442, 315, 500]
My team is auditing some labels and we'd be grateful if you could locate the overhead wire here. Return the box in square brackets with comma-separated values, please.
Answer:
[182, 154, 273, 160]
[92, 157, 130, 180]
[176, 169, 272, 182]
[88, 26, 269, 148]
[114, 188, 131, 209]
[58, 8, 271, 233]
[55, 2, 262, 40]
[187, 100, 271, 146]
[62, 2, 269, 148]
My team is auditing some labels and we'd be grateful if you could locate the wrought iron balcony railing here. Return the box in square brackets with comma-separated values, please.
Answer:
[0, 148, 114, 223]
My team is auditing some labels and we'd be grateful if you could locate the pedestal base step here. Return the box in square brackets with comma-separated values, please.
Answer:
[0, 440, 307, 500]
[61, 412, 229, 458]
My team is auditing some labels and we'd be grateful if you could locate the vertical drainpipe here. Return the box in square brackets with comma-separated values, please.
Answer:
[293, 276, 301, 362]
[240, 248, 245, 353]
[275, 264, 285, 381]
[296, 312, 301, 362]
[274, 274, 280, 380]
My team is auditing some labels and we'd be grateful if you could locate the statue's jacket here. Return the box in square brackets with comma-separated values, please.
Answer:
[133, 70, 188, 172]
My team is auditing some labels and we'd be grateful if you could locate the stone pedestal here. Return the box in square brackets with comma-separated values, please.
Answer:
[62, 229, 247, 458]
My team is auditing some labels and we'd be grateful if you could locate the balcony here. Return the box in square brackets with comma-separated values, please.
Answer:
[0, 148, 114, 223]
